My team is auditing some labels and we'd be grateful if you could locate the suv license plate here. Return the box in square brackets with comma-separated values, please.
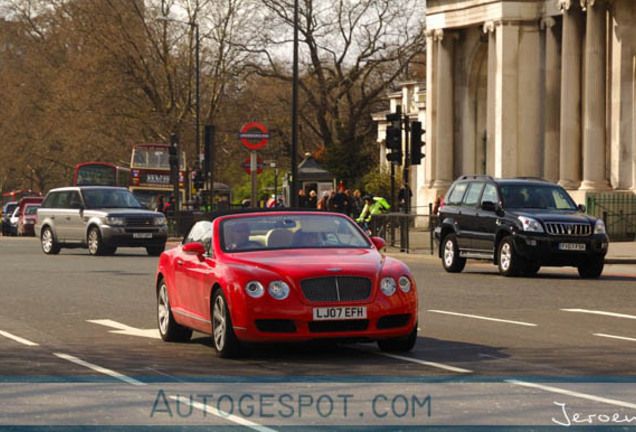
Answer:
[313, 307, 367, 321]
[559, 243, 586, 251]
[133, 233, 152, 239]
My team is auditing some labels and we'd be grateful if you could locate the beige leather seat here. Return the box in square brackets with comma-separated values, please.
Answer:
[266, 228, 293, 248]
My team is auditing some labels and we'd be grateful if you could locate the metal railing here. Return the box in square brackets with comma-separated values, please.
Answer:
[586, 193, 636, 241]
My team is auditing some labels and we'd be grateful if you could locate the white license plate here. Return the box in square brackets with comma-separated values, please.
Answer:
[133, 233, 153, 239]
[559, 243, 586, 251]
[313, 306, 367, 321]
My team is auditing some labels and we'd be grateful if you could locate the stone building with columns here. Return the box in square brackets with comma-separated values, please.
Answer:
[402, 0, 636, 210]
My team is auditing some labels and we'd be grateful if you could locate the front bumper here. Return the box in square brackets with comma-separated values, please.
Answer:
[100, 225, 168, 247]
[234, 293, 417, 343]
[512, 233, 608, 266]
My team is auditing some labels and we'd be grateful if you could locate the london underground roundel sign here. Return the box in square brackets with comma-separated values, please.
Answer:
[238, 122, 269, 150]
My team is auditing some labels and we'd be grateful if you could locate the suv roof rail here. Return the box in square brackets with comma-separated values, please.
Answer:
[513, 176, 550, 182]
[458, 175, 494, 181]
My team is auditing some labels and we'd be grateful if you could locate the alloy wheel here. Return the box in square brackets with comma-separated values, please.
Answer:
[500, 242, 511, 271]
[213, 296, 226, 351]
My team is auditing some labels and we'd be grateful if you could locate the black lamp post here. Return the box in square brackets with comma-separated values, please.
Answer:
[158, 16, 200, 167]
[291, 0, 299, 207]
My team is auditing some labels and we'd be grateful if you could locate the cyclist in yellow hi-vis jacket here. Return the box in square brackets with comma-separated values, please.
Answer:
[356, 195, 390, 224]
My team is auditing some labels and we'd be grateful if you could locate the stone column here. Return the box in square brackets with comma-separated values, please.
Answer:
[581, 0, 610, 190]
[558, 0, 583, 189]
[494, 21, 519, 177]
[484, 21, 496, 176]
[541, 17, 560, 182]
[433, 29, 455, 188]
[425, 30, 437, 188]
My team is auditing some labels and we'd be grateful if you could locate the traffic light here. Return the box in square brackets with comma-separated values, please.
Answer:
[193, 169, 204, 190]
[410, 121, 424, 165]
[385, 107, 402, 165]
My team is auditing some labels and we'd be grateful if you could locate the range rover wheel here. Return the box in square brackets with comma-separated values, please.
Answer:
[211, 289, 241, 358]
[146, 244, 165, 257]
[87, 227, 107, 256]
[378, 322, 417, 352]
[578, 258, 604, 279]
[41, 227, 61, 255]
[442, 234, 466, 273]
[498, 237, 522, 277]
[157, 279, 192, 342]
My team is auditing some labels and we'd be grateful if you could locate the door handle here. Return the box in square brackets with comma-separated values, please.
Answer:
[176, 259, 184, 266]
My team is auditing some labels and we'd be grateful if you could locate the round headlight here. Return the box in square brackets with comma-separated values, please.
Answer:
[398, 276, 412, 293]
[380, 277, 396, 296]
[245, 281, 264, 298]
[268, 280, 290, 300]
[155, 216, 167, 226]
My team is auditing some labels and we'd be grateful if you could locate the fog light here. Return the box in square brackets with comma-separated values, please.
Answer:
[601, 242, 608, 249]
[526, 239, 537, 247]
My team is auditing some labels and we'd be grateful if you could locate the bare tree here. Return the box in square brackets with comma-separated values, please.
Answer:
[243, 0, 425, 185]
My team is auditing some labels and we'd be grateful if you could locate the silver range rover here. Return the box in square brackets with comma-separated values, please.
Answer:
[35, 186, 168, 256]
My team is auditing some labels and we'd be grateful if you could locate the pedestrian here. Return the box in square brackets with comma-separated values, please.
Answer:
[163, 196, 176, 216]
[308, 190, 318, 209]
[330, 185, 348, 214]
[298, 189, 308, 208]
[351, 189, 364, 219]
[356, 195, 390, 224]
[155, 195, 165, 213]
[317, 191, 330, 210]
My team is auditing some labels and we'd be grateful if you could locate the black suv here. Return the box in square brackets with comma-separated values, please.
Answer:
[434, 176, 609, 278]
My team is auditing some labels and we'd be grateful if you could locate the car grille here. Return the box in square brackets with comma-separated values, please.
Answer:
[544, 222, 591, 236]
[300, 277, 372, 302]
[125, 216, 155, 227]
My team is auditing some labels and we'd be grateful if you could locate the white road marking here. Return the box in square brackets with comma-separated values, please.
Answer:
[377, 352, 473, 374]
[0, 330, 39, 346]
[561, 309, 636, 320]
[171, 396, 278, 432]
[594, 333, 636, 342]
[87, 319, 160, 339]
[53, 353, 145, 386]
[427, 310, 537, 327]
[507, 379, 636, 410]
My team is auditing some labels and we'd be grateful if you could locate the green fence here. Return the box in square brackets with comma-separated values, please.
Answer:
[586, 193, 636, 241]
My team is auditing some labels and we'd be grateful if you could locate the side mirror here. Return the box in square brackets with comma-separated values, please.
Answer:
[481, 201, 496, 212]
[577, 204, 586, 213]
[371, 236, 387, 251]
[495, 203, 504, 217]
[182, 242, 206, 260]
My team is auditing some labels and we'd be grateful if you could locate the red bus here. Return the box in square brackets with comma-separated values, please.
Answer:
[129, 143, 186, 211]
[73, 162, 131, 187]
[2, 190, 41, 208]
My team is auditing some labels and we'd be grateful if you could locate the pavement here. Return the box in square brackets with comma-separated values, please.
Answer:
[382, 229, 636, 265]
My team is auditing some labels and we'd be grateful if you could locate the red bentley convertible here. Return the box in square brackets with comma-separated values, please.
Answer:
[156, 211, 418, 358]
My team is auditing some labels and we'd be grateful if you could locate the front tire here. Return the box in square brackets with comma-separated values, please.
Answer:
[157, 279, 192, 342]
[87, 227, 108, 256]
[378, 323, 418, 352]
[497, 237, 522, 277]
[442, 234, 466, 273]
[211, 289, 241, 358]
[41, 227, 61, 255]
[578, 258, 604, 279]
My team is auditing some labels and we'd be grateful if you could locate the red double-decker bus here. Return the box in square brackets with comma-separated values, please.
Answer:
[129, 143, 186, 211]
[73, 162, 131, 187]
[2, 190, 41, 208]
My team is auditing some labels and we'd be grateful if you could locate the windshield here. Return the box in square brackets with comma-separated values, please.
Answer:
[501, 185, 577, 210]
[82, 188, 143, 209]
[76, 164, 116, 186]
[220, 214, 371, 252]
[25, 205, 40, 215]
[131, 148, 185, 170]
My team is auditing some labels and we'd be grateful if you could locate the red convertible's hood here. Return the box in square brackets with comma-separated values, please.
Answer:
[227, 248, 384, 279]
